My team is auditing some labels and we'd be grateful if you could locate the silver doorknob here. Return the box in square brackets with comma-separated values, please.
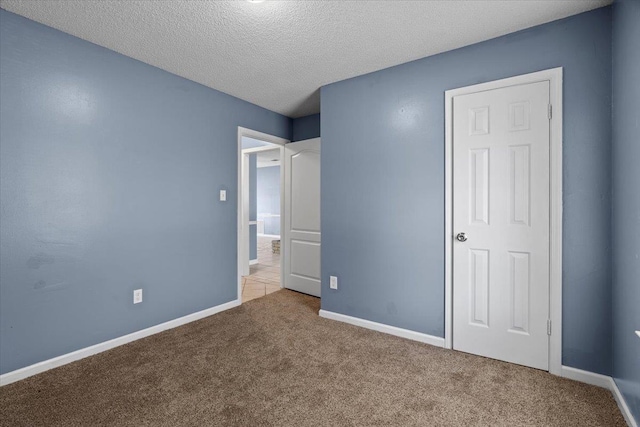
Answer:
[456, 232, 468, 242]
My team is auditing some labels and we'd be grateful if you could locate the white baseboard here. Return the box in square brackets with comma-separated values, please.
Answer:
[249, 259, 259, 265]
[0, 298, 241, 387]
[561, 365, 613, 388]
[561, 366, 637, 427]
[611, 379, 638, 427]
[318, 309, 445, 348]
[2, 304, 635, 427]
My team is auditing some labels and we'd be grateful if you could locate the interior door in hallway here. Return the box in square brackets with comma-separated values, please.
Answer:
[453, 81, 550, 370]
[284, 138, 321, 297]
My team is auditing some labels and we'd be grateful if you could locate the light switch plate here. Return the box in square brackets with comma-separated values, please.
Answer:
[219, 190, 227, 201]
[133, 289, 143, 304]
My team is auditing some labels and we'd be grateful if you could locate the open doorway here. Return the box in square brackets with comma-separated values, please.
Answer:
[245, 146, 282, 301]
[237, 128, 288, 303]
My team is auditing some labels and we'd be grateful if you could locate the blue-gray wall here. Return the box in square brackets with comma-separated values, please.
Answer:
[0, 9, 291, 374]
[257, 166, 281, 236]
[292, 113, 320, 141]
[612, 0, 640, 421]
[321, 8, 613, 375]
[249, 154, 258, 260]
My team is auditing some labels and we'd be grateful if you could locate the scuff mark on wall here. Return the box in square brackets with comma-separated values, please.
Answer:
[26, 253, 55, 269]
[33, 280, 67, 290]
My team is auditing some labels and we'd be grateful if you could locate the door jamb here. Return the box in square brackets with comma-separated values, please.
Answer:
[237, 127, 288, 303]
[443, 67, 563, 375]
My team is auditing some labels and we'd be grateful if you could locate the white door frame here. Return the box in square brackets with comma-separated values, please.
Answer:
[237, 127, 288, 302]
[444, 67, 563, 375]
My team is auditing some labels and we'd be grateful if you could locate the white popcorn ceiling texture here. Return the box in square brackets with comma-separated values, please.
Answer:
[1, 0, 611, 118]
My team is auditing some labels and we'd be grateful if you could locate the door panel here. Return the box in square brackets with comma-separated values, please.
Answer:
[291, 151, 320, 232]
[453, 81, 550, 370]
[290, 240, 321, 279]
[284, 138, 321, 297]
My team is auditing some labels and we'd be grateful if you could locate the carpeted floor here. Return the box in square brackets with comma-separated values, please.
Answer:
[0, 290, 625, 426]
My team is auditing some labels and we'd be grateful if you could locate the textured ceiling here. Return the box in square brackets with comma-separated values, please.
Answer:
[0, 0, 611, 118]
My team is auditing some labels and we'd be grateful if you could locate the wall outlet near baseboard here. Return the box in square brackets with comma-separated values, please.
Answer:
[330, 276, 338, 290]
[133, 289, 143, 304]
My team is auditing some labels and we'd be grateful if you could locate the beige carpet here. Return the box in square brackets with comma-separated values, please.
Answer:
[0, 290, 625, 426]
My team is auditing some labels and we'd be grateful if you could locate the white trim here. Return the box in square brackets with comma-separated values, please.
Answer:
[444, 67, 563, 375]
[444, 81, 453, 350]
[561, 365, 613, 389]
[319, 310, 445, 348]
[612, 380, 638, 427]
[242, 145, 282, 155]
[249, 259, 259, 265]
[279, 140, 285, 290]
[241, 152, 250, 276]
[257, 233, 281, 239]
[0, 299, 240, 387]
[561, 366, 637, 427]
[547, 69, 564, 376]
[238, 127, 289, 147]
[237, 127, 288, 303]
[258, 234, 282, 241]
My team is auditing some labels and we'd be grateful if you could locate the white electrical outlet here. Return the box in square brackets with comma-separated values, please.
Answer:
[330, 276, 338, 290]
[133, 289, 143, 304]
[219, 190, 227, 201]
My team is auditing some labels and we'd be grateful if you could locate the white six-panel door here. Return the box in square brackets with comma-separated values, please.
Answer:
[284, 138, 321, 297]
[453, 81, 550, 370]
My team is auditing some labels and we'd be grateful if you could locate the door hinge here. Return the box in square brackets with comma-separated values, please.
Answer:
[548, 104, 553, 120]
[547, 319, 552, 336]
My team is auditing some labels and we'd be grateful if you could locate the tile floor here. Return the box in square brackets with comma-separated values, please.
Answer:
[242, 235, 281, 302]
